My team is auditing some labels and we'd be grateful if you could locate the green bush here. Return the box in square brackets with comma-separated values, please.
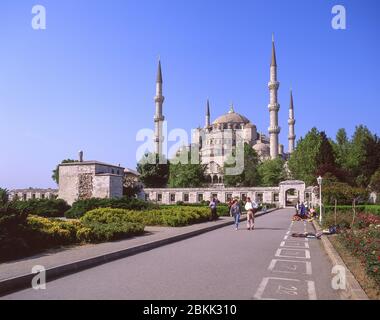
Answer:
[83, 222, 145, 242]
[14, 199, 70, 218]
[65, 197, 158, 219]
[82, 206, 211, 228]
[322, 205, 380, 216]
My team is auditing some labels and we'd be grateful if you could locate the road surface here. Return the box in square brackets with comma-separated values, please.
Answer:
[2, 208, 341, 300]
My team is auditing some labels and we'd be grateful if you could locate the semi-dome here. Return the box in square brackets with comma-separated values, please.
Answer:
[213, 105, 250, 125]
[253, 141, 270, 157]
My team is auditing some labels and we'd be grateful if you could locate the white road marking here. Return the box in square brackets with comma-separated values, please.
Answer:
[275, 248, 311, 259]
[254, 277, 300, 300]
[280, 241, 309, 249]
[307, 281, 317, 300]
[268, 259, 312, 275]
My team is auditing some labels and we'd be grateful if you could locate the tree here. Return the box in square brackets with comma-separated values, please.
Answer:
[289, 128, 342, 185]
[168, 151, 207, 188]
[287, 127, 322, 185]
[257, 158, 287, 186]
[370, 169, 380, 193]
[136, 153, 169, 188]
[0, 188, 9, 206]
[223, 143, 260, 187]
[52, 159, 78, 185]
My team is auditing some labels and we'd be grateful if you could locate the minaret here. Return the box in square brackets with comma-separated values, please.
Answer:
[268, 35, 281, 159]
[154, 60, 165, 155]
[205, 99, 210, 128]
[288, 90, 296, 153]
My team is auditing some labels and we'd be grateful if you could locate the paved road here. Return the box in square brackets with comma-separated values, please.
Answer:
[2, 209, 341, 300]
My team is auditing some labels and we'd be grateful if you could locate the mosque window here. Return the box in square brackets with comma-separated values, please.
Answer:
[157, 193, 162, 202]
[183, 193, 189, 202]
[197, 193, 204, 203]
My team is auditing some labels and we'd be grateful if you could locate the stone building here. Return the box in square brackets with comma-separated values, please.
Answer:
[143, 180, 311, 208]
[153, 37, 297, 184]
[9, 188, 58, 201]
[58, 154, 124, 205]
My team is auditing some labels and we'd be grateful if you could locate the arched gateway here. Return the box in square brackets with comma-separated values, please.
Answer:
[279, 180, 306, 208]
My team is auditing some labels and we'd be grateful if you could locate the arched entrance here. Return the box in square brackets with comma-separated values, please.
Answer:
[279, 180, 306, 208]
[285, 188, 299, 207]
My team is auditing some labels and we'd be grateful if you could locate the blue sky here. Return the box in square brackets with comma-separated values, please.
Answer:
[1, 0, 379, 189]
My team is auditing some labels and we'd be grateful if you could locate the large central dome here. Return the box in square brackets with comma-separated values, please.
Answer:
[213, 106, 250, 125]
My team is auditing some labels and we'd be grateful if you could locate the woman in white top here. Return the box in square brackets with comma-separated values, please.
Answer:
[245, 197, 258, 230]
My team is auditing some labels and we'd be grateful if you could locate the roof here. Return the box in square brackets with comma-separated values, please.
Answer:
[59, 161, 124, 169]
[253, 142, 270, 153]
[124, 168, 140, 176]
[11, 188, 58, 193]
[213, 111, 250, 125]
[157, 60, 163, 83]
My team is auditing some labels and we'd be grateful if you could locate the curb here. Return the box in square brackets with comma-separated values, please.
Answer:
[311, 220, 368, 300]
[0, 208, 277, 297]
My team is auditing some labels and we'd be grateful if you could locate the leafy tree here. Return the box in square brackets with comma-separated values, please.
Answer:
[0, 188, 9, 206]
[168, 151, 207, 188]
[287, 127, 322, 185]
[370, 169, 380, 193]
[289, 128, 343, 185]
[52, 159, 78, 185]
[136, 153, 169, 188]
[257, 158, 287, 186]
[224, 143, 260, 187]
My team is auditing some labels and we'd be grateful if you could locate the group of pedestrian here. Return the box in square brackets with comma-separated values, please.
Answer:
[228, 197, 259, 231]
[209, 196, 260, 231]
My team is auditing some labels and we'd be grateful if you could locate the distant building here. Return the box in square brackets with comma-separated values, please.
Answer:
[9, 188, 58, 201]
[58, 152, 124, 205]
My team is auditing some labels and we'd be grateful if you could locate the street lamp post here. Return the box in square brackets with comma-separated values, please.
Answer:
[317, 176, 323, 224]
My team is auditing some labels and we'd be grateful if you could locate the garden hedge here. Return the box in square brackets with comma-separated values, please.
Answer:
[65, 197, 158, 219]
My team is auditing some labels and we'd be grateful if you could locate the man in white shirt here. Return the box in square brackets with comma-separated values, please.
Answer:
[245, 197, 258, 230]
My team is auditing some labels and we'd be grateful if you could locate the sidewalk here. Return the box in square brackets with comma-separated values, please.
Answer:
[0, 209, 275, 295]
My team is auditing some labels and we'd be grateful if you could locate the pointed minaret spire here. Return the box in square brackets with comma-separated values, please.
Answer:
[154, 59, 165, 155]
[271, 34, 277, 67]
[156, 59, 163, 83]
[205, 99, 211, 128]
[288, 89, 296, 153]
[268, 35, 281, 159]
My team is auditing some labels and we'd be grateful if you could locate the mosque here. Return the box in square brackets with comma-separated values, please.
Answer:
[152, 37, 297, 185]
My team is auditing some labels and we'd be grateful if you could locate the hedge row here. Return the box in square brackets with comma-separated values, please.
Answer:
[0, 203, 145, 262]
[65, 197, 158, 219]
[82, 206, 212, 228]
[322, 205, 380, 215]
[13, 199, 70, 218]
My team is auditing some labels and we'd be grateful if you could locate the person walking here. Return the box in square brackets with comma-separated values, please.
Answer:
[245, 197, 258, 230]
[230, 199, 241, 231]
[209, 197, 218, 221]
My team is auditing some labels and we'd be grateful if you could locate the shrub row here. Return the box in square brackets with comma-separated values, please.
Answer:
[322, 205, 380, 215]
[0, 203, 145, 262]
[82, 206, 212, 228]
[65, 197, 158, 219]
[13, 199, 70, 218]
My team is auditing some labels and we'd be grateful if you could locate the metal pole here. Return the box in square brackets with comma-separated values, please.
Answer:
[319, 184, 322, 224]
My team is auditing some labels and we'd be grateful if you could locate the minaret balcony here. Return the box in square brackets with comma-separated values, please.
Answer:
[268, 104, 280, 112]
[268, 126, 281, 134]
[154, 96, 165, 103]
[154, 116, 165, 122]
[288, 134, 296, 140]
[288, 119, 296, 125]
[268, 81, 280, 90]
